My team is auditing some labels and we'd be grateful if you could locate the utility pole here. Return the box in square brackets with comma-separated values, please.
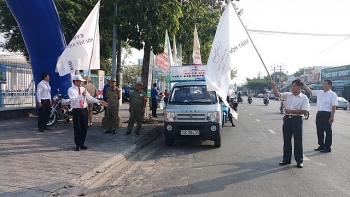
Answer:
[271, 64, 277, 82]
[257, 71, 262, 79]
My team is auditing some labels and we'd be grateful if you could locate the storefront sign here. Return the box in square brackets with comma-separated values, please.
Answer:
[321, 65, 350, 80]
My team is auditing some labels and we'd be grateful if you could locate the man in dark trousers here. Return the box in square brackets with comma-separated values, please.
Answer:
[103, 77, 111, 116]
[272, 79, 309, 168]
[126, 81, 147, 135]
[302, 79, 338, 153]
[151, 83, 158, 117]
[36, 72, 52, 132]
[68, 75, 108, 151]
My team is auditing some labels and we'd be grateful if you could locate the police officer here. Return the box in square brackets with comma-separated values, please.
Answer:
[302, 79, 338, 153]
[272, 79, 309, 168]
[125, 81, 147, 135]
[104, 78, 121, 134]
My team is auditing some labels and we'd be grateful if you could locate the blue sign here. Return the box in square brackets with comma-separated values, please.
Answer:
[154, 70, 159, 79]
[0, 65, 6, 83]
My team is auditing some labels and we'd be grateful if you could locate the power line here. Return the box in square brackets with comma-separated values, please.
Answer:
[247, 29, 350, 37]
[54, 0, 79, 31]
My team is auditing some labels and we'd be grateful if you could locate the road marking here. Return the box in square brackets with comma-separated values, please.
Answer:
[268, 129, 276, 134]
[244, 110, 247, 111]
[256, 119, 261, 122]
[303, 155, 310, 161]
[249, 113, 252, 116]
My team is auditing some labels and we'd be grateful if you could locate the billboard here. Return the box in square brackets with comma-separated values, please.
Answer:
[321, 65, 350, 80]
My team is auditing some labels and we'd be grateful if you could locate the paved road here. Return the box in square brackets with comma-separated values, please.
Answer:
[86, 97, 350, 197]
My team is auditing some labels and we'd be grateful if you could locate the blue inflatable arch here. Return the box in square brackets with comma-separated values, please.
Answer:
[5, 0, 72, 98]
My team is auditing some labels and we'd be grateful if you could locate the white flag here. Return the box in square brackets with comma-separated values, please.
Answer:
[205, 3, 257, 100]
[56, 0, 100, 76]
[172, 35, 178, 66]
[164, 30, 173, 67]
[193, 25, 202, 65]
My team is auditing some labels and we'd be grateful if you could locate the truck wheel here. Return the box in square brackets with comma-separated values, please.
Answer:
[214, 135, 221, 147]
[165, 138, 174, 146]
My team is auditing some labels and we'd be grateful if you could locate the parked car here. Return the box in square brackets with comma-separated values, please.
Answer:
[257, 93, 264, 98]
[336, 97, 349, 110]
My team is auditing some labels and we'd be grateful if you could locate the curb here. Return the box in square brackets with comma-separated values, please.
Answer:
[49, 125, 163, 197]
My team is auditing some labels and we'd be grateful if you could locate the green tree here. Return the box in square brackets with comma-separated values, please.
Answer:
[122, 64, 142, 85]
[112, 0, 183, 90]
[245, 77, 270, 93]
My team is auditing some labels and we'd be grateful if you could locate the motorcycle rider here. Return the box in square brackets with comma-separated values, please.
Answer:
[237, 91, 243, 103]
[263, 92, 269, 105]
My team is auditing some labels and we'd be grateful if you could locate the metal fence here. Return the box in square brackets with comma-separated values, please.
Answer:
[0, 61, 35, 109]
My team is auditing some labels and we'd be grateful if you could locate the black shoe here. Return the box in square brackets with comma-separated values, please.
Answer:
[279, 161, 291, 165]
[320, 147, 331, 153]
[231, 123, 236, 127]
[75, 146, 80, 151]
[297, 163, 304, 168]
[112, 130, 116, 134]
[44, 127, 51, 130]
[314, 146, 325, 151]
[103, 130, 112, 133]
[80, 145, 88, 150]
[125, 131, 131, 135]
[135, 131, 140, 135]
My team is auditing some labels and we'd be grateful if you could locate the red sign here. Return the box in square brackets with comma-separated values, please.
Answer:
[156, 53, 170, 72]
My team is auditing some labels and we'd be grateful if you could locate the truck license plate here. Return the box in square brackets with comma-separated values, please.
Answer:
[181, 130, 200, 135]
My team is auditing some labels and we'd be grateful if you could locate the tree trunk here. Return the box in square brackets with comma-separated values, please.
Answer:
[141, 43, 151, 92]
[116, 36, 122, 88]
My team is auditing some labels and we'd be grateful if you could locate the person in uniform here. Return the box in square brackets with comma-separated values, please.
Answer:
[68, 75, 108, 151]
[36, 72, 52, 132]
[103, 77, 111, 116]
[104, 77, 121, 134]
[272, 79, 309, 168]
[302, 79, 338, 153]
[126, 81, 147, 135]
[84, 76, 98, 127]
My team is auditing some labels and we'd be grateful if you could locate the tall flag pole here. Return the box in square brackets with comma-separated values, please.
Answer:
[193, 25, 202, 65]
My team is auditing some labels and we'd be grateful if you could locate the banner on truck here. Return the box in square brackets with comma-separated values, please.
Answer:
[169, 65, 206, 82]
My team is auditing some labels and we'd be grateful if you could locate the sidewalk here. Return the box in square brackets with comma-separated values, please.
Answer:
[0, 103, 164, 197]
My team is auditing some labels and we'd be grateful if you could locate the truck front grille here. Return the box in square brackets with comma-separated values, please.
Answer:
[176, 113, 207, 122]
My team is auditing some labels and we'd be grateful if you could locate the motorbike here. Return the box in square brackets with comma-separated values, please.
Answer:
[280, 100, 284, 113]
[229, 97, 238, 111]
[221, 102, 235, 127]
[47, 89, 72, 126]
[92, 98, 105, 115]
[122, 88, 130, 103]
[237, 95, 243, 103]
[248, 96, 252, 104]
[263, 97, 269, 106]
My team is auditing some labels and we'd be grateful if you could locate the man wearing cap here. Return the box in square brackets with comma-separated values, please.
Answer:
[68, 75, 108, 151]
[104, 77, 121, 134]
[126, 81, 147, 135]
[103, 77, 111, 116]
[84, 76, 98, 127]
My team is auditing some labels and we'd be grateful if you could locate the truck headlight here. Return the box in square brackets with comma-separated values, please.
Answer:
[165, 111, 175, 122]
[207, 111, 220, 122]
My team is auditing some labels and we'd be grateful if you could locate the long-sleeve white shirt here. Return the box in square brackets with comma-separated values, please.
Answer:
[36, 80, 51, 103]
[68, 85, 100, 109]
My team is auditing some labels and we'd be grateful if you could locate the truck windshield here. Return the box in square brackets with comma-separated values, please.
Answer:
[168, 85, 217, 104]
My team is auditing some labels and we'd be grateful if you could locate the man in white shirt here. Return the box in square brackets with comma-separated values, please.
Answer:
[302, 79, 338, 153]
[36, 73, 51, 132]
[68, 75, 108, 151]
[272, 79, 309, 168]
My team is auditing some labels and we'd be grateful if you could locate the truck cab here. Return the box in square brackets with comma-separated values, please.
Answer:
[164, 78, 222, 147]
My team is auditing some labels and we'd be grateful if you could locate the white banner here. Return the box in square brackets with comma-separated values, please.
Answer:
[164, 30, 173, 67]
[193, 25, 202, 65]
[205, 3, 256, 100]
[56, 0, 100, 76]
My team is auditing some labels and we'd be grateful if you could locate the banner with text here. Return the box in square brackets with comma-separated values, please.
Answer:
[170, 65, 206, 82]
